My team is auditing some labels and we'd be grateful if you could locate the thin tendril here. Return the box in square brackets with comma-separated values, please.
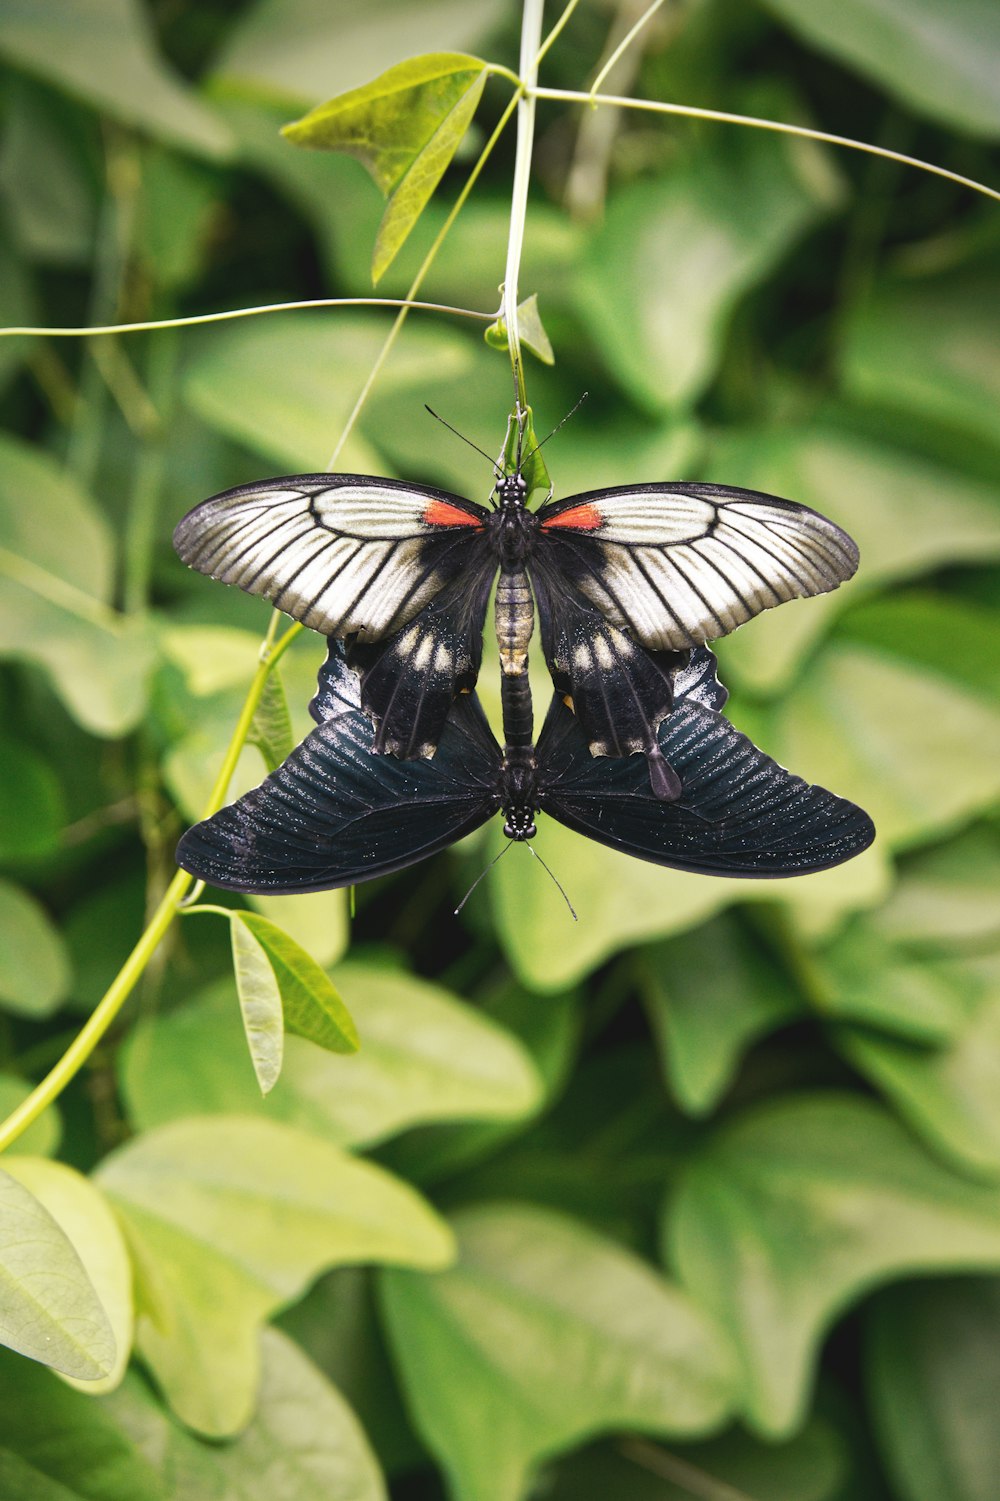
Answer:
[590, 0, 667, 97]
[531, 85, 1000, 203]
[0, 296, 495, 341]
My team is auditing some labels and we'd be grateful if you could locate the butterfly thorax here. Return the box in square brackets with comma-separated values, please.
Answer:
[491, 474, 537, 569]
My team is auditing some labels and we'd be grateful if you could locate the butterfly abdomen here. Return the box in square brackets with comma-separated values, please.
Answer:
[495, 566, 535, 676]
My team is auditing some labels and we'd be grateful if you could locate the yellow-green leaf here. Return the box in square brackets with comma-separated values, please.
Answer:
[282, 52, 486, 190]
[0, 1167, 115, 1381]
[230, 915, 285, 1096]
[282, 52, 488, 284]
[236, 911, 359, 1056]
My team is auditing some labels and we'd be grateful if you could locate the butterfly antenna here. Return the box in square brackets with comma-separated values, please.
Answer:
[525, 842, 578, 922]
[523, 391, 589, 464]
[425, 405, 502, 476]
[454, 840, 515, 916]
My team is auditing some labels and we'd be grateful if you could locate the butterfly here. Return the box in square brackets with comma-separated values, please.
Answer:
[175, 638, 875, 896]
[173, 444, 859, 800]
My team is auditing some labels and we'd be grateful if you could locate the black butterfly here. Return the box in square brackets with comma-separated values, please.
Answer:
[173, 452, 859, 799]
[175, 639, 875, 896]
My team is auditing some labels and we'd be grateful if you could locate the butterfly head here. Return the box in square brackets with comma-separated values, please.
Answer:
[503, 805, 537, 842]
[501, 759, 539, 841]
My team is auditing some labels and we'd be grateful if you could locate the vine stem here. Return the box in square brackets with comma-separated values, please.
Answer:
[328, 87, 522, 467]
[502, 0, 546, 382]
[0, 296, 495, 342]
[532, 86, 1000, 203]
[0, 622, 300, 1154]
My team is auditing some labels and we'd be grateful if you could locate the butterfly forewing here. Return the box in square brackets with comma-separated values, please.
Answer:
[173, 474, 488, 642]
[536, 483, 859, 652]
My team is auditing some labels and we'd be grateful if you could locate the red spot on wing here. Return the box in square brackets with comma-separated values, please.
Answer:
[542, 502, 603, 532]
[423, 500, 483, 529]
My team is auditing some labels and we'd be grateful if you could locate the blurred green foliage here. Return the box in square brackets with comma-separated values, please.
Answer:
[0, 0, 999, 1497]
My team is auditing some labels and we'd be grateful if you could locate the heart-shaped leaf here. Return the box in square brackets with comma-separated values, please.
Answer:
[0, 1167, 115, 1381]
[866, 1278, 1000, 1501]
[119, 967, 542, 1148]
[667, 1092, 1000, 1435]
[282, 53, 488, 282]
[381, 1202, 734, 1501]
[95, 1115, 453, 1435]
[2, 1158, 132, 1394]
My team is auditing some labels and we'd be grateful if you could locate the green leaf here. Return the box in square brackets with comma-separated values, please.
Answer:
[869, 826, 1000, 951]
[134, 145, 218, 292]
[283, 53, 488, 284]
[159, 623, 262, 697]
[0, 81, 97, 266]
[0, 736, 65, 860]
[0, 1076, 61, 1157]
[230, 914, 285, 1095]
[836, 951, 1000, 1178]
[574, 124, 842, 414]
[667, 1092, 1000, 1435]
[815, 918, 973, 1042]
[639, 914, 803, 1116]
[709, 428, 1000, 695]
[0, 434, 153, 737]
[0, 1166, 115, 1381]
[0, 880, 72, 1019]
[182, 312, 471, 472]
[105, 1327, 388, 1501]
[95, 1115, 454, 1435]
[759, 0, 1000, 137]
[0, 0, 233, 158]
[236, 911, 359, 1057]
[380, 1203, 735, 1501]
[547, 1420, 849, 1501]
[484, 293, 555, 365]
[842, 270, 1000, 453]
[500, 402, 550, 501]
[834, 268, 996, 456]
[119, 966, 542, 1148]
[0, 1347, 164, 1501]
[249, 888, 350, 968]
[0, 230, 36, 396]
[866, 1278, 1000, 1501]
[770, 643, 1000, 851]
[247, 667, 294, 772]
[839, 594, 1000, 706]
[1, 1158, 132, 1394]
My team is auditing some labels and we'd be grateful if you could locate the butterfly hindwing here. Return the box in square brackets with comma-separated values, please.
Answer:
[530, 562, 688, 799]
[536, 655, 874, 877]
[173, 474, 488, 641]
[536, 482, 859, 652]
[178, 646, 501, 893]
[346, 557, 496, 757]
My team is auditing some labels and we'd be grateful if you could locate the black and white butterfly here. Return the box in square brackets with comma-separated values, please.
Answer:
[175, 639, 875, 897]
[173, 451, 859, 798]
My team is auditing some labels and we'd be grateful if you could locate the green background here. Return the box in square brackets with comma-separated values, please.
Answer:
[1, 0, 999, 1496]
